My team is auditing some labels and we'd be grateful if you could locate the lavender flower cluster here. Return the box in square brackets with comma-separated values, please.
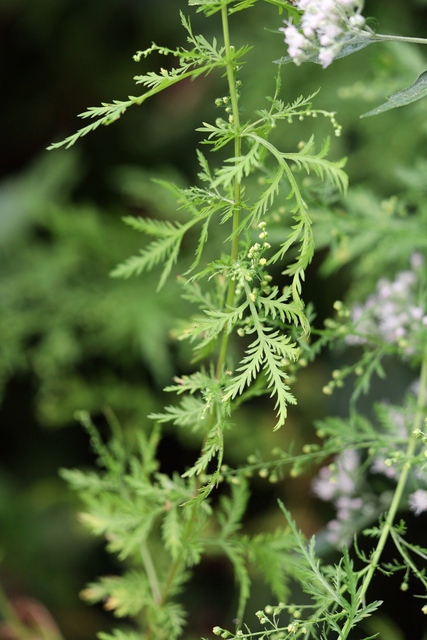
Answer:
[312, 448, 365, 547]
[346, 254, 427, 357]
[280, 0, 371, 68]
[313, 400, 427, 548]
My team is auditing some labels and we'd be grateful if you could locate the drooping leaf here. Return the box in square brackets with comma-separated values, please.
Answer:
[360, 70, 427, 118]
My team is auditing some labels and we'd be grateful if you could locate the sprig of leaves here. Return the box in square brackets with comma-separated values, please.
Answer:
[222, 280, 299, 430]
[47, 12, 245, 151]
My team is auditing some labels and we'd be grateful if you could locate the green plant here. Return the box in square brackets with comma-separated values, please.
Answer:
[22, 1, 427, 639]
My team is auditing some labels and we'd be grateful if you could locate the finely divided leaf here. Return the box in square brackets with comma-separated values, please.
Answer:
[110, 232, 183, 289]
[82, 571, 151, 617]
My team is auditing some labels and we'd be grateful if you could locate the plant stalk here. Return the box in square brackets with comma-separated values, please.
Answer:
[145, 6, 244, 634]
[141, 543, 162, 604]
[215, 0, 243, 380]
[339, 343, 427, 639]
[375, 33, 427, 46]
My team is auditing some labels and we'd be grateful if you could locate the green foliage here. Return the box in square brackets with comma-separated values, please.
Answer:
[61, 413, 296, 638]
[111, 215, 193, 290]
[8, 1, 426, 640]
[0, 155, 194, 425]
[47, 11, 246, 151]
[313, 186, 427, 291]
[45, 3, 350, 636]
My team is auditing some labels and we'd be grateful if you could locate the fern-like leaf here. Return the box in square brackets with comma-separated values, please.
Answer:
[110, 231, 183, 289]
[222, 282, 299, 429]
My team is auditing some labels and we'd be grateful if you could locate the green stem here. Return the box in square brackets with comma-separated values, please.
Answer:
[390, 528, 427, 589]
[144, 489, 205, 640]
[216, 0, 242, 379]
[339, 343, 427, 639]
[375, 33, 427, 46]
[141, 543, 161, 604]
[146, 6, 244, 633]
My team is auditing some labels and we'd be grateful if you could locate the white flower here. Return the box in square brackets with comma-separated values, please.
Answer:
[319, 24, 341, 47]
[346, 257, 427, 355]
[302, 12, 322, 37]
[318, 48, 334, 67]
[408, 489, 427, 516]
[312, 466, 336, 500]
[336, 495, 363, 521]
[371, 456, 399, 479]
[282, 24, 310, 65]
[410, 306, 424, 321]
[337, 449, 359, 489]
[281, 0, 369, 68]
[312, 449, 360, 501]
[410, 253, 425, 270]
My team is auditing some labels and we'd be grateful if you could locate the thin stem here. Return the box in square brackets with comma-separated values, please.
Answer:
[375, 33, 427, 46]
[339, 343, 427, 640]
[141, 543, 161, 604]
[390, 528, 427, 590]
[143, 488, 207, 640]
[215, 0, 242, 379]
[146, 6, 244, 633]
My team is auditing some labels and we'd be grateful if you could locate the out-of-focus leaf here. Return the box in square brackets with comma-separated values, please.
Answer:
[360, 70, 427, 117]
[0, 151, 79, 242]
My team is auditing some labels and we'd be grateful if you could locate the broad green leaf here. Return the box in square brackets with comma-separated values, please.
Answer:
[360, 70, 427, 118]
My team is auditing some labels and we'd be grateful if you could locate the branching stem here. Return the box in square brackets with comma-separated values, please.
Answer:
[339, 343, 427, 639]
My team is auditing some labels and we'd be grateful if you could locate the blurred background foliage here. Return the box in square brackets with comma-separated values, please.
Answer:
[1, 0, 427, 639]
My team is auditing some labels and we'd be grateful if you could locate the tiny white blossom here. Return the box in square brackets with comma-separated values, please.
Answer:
[312, 466, 336, 500]
[312, 449, 359, 501]
[371, 455, 398, 479]
[349, 14, 365, 27]
[408, 489, 427, 516]
[302, 12, 323, 37]
[410, 306, 424, 320]
[319, 48, 334, 67]
[336, 495, 363, 520]
[283, 24, 310, 65]
[410, 252, 425, 270]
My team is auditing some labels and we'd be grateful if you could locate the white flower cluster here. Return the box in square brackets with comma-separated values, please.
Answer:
[369, 396, 427, 519]
[280, 0, 370, 68]
[312, 449, 366, 547]
[408, 488, 427, 516]
[346, 254, 427, 356]
[313, 397, 427, 549]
